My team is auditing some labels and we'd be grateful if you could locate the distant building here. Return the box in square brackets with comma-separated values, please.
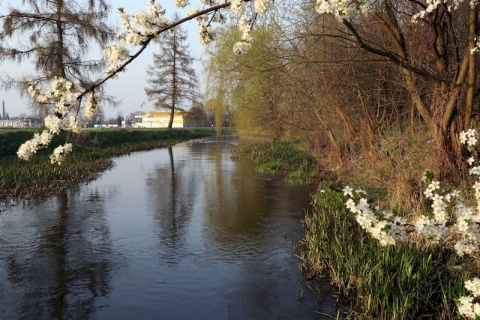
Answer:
[0, 117, 42, 128]
[134, 111, 184, 128]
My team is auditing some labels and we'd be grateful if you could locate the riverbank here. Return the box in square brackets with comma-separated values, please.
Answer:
[236, 139, 470, 319]
[0, 128, 214, 202]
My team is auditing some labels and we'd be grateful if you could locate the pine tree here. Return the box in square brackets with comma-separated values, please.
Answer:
[0, 0, 111, 89]
[144, 17, 198, 129]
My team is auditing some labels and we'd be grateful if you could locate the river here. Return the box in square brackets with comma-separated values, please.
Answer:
[0, 135, 335, 319]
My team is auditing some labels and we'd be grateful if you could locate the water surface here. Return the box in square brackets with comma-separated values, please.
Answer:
[0, 135, 334, 319]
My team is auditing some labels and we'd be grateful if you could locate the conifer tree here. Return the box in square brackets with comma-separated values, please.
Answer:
[0, 0, 111, 90]
[145, 17, 198, 129]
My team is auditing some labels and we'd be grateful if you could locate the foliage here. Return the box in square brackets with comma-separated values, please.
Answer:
[204, 24, 285, 138]
[301, 183, 467, 319]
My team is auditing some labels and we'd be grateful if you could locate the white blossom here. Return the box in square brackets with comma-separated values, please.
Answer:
[50, 143, 73, 165]
[254, 0, 272, 14]
[84, 94, 98, 119]
[230, 0, 244, 13]
[17, 131, 53, 160]
[174, 0, 189, 8]
[233, 41, 251, 54]
[342, 185, 354, 197]
[44, 115, 63, 134]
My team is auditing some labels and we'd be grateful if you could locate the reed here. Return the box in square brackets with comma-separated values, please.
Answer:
[300, 182, 468, 319]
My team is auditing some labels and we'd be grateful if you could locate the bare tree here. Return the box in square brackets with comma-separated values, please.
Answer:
[329, 1, 478, 176]
[145, 15, 198, 129]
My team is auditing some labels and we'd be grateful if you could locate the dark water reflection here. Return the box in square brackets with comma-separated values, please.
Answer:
[0, 135, 334, 319]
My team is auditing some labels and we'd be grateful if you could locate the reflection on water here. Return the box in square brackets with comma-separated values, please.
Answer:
[0, 135, 334, 319]
[0, 188, 115, 319]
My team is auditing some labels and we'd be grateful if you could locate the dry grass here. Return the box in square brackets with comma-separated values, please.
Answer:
[324, 125, 441, 218]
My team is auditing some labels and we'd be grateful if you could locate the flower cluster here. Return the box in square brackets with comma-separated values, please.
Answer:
[461, 129, 478, 150]
[28, 77, 79, 116]
[84, 94, 99, 119]
[233, 13, 253, 54]
[344, 187, 407, 246]
[315, 0, 377, 20]
[16, 131, 53, 161]
[104, 2, 169, 74]
[343, 129, 480, 319]
[254, 0, 273, 15]
[315, 0, 476, 22]
[458, 278, 480, 318]
[50, 143, 73, 165]
[17, 78, 82, 161]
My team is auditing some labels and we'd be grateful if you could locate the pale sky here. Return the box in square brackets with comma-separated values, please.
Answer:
[0, 1, 207, 118]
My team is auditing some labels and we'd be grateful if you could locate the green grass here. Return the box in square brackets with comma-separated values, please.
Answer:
[232, 140, 318, 184]
[300, 183, 469, 319]
[0, 128, 214, 200]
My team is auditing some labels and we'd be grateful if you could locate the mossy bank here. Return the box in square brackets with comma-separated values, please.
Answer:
[0, 128, 214, 201]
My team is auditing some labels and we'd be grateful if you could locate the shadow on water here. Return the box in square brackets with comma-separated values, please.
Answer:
[0, 135, 337, 319]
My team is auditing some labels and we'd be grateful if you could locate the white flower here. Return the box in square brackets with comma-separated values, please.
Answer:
[84, 94, 98, 119]
[44, 115, 63, 134]
[50, 143, 73, 165]
[230, 0, 244, 13]
[342, 185, 354, 197]
[68, 116, 80, 133]
[254, 0, 272, 14]
[17, 130, 53, 161]
[465, 278, 480, 297]
[458, 296, 476, 319]
[187, 6, 200, 16]
[174, 0, 189, 8]
[233, 41, 251, 54]
[424, 180, 440, 199]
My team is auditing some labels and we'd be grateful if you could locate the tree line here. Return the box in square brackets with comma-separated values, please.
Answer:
[203, 0, 480, 201]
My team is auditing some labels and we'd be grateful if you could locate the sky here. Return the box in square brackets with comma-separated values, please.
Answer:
[0, 0, 208, 118]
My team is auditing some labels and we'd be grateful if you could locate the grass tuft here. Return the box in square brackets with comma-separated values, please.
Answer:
[232, 140, 318, 184]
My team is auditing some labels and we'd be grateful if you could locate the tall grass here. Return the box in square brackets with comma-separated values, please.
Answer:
[301, 182, 468, 319]
[0, 128, 214, 200]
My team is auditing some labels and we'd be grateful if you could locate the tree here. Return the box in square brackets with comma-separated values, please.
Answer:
[314, 1, 479, 177]
[144, 15, 198, 129]
[184, 101, 210, 127]
[0, 0, 111, 90]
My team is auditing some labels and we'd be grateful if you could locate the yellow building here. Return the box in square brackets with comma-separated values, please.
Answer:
[134, 111, 184, 128]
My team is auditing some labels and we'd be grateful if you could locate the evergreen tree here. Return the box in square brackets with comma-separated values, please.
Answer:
[144, 17, 198, 129]
[0, 0, 111, 90]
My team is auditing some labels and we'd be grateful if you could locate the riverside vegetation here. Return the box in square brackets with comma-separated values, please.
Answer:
[0, 128, 213, 201]
[236, 138, 480, 319]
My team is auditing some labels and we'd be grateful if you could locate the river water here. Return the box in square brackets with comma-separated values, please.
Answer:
[0, 135, 334, 319]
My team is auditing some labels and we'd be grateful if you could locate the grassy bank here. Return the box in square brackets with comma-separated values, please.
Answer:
[231, 140, 318, 184]
[301, 183, 467, 319]
[0, 128, 214, 200]
[237, 139, 471, 319]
